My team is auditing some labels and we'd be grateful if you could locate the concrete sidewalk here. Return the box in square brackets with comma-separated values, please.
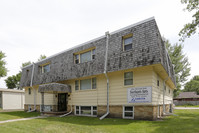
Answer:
[0, 109, 24, 112]
[174, 107, 199, 110]
[0, 116, 46, 124]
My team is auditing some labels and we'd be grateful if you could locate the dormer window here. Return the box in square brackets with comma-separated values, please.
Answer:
[123, 34, 133, 51]
[74, 48, 95, 64]
[75, 55, 79, 64]
[92, 49, 95, 60]
[40, 63, 50, 73]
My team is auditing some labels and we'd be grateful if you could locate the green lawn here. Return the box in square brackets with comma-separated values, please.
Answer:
[0, 111, 40, 121]
[176, 104, 199, 107]
[0, 110, 199, 133]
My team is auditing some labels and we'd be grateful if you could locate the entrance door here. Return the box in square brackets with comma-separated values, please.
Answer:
[58, 93, 67, 111]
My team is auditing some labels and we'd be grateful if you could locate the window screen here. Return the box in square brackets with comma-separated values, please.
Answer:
[80, 79, 91, 90]
[124, 72, 133, 85]
[124, 37, 133, 51]
[80, 51, 91, 63]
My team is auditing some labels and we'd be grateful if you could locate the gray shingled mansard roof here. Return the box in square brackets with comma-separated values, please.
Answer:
[20, 17, 176, 88]
[174, 92, 199, 99]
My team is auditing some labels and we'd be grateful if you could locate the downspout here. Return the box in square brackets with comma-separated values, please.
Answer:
[100, 31, 110, 120]
[163, 77, 169, 114]
[28, 63, 36, 112]
[163, 40, 172, 114]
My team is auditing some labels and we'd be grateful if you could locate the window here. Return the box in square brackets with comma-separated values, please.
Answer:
[75, 80, 79, 90]
[157, 80, 159, 86]
[123, 106, 134, 119]
[75, 106, 97, 116]
[123, 34, 133, 51]
[92, 77, 97, 89]
[42, 105, 52, 112]
[75, 55, 79, 64]
[92, 49, 95, 60]
[41, 64, 50, 73]
[81, 51, 91, 63]
[74, 48, 95, 64]
[28, 88, 31, 95]
[28, 105, 32, 111]
[124, 72, 133, 85]
[80, 79, 91, 90]
[26, 69, 29, 78]
[75, 78, 97, 91]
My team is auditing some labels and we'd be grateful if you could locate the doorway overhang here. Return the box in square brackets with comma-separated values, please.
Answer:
[38, 83, 71, 93]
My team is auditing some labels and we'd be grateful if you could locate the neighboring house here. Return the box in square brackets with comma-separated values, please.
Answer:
[173, 92, 199, 106]
[0, 88, 24, 110]
[20, 17, 176, 120]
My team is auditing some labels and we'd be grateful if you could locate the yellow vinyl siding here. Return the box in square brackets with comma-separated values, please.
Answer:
[109, 68, 153, 105]
[62, 79, 98, 106]
[25, 64, 175, 107]
[25, 87, 34, 104]
[151, 71, 173, 105]
[25, 87, 55, 105]
[66, 66, 155, 106]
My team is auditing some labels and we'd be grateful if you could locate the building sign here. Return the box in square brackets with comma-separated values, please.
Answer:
[127, 86, 152, 103]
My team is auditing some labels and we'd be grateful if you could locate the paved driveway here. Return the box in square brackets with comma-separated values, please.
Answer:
[174, 107, 199, 109]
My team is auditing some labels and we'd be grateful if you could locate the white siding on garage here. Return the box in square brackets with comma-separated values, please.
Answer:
[2, 91, 24, 110]
[0, 92, 2, 108]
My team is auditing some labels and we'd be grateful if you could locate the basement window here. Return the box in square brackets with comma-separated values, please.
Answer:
[124, 72, 133, 85]
[123, 34, 133, 51]
[123, 106, 134, 119]
[28, 105, 32, 111]
[74, 48, 96, 64]
[75, 106, 97, 116]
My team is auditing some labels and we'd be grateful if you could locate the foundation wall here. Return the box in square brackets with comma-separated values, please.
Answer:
[25, 104, 171, 120]
[24, 104, 58, 112]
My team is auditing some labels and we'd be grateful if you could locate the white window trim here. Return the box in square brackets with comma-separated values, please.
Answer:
[75, 106, 97, 117]
[123, 106, 134, 119]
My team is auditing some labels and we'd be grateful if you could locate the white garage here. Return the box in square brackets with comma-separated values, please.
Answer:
[0, 88, 24, 110]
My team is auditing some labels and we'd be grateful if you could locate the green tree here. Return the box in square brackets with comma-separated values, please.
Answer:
[21, 61, 32, 69]
[179, 0, 199, 42]
[38, 55, 47, 61]
[5, 62, 30, 89]
[0, 51, 8, 78]
[165, 39, 191, 97]
[184, 75, 199, 94]
[5, 73, 21, 89]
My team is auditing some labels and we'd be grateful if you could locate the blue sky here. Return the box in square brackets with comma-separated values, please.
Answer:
[0, 0, 198, 88]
